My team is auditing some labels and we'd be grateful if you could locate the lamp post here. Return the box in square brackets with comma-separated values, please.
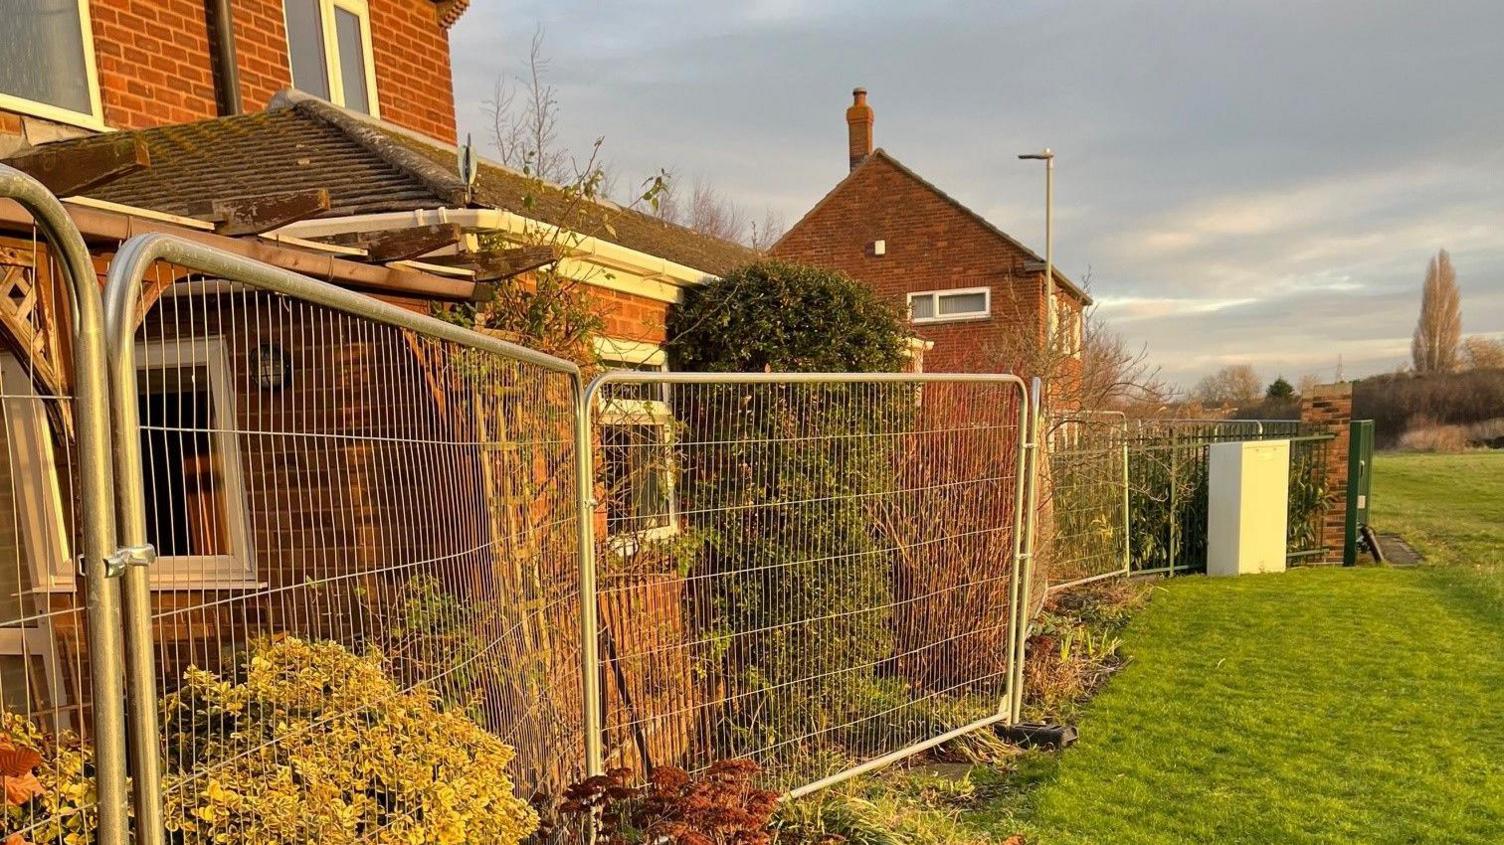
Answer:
[1018, 149, 1054, 354]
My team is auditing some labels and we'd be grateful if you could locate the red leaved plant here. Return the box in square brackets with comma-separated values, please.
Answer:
[546, 760, 780, 845]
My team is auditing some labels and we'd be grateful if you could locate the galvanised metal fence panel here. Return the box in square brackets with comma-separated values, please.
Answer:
[581, 372, 1033, 797]
[1043, 414, 1130, 592]
[1287, 433, 1337, 563]
[0, 166, 127, 845]
[102, 234, 585, 842]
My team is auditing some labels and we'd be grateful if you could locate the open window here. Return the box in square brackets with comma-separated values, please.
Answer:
[594, 339, 677, 547]
[0, 353, 72, 724]
[908, 287, 991, 324]
[0, 0, 104, 128]
[284, 0, 380, 116]
[135, 338, 255, 587]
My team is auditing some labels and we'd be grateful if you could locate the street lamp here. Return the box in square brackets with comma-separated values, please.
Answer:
[1018, 149, 1055, 354]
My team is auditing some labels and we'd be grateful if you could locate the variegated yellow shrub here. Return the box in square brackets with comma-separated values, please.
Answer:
[158, 636, 537, 845]
[1, 712, 97, 845]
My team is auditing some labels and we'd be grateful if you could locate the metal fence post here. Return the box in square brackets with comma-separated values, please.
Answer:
[1121, 437, 1131, 575]
[1009, 377, 1044, 723]
[0, 165, 129, 845]
[1168, 434, 1180, 572]
[575, 373, 604, 778]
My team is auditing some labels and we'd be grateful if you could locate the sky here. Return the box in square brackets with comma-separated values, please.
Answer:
[450, 1, 1504, 390]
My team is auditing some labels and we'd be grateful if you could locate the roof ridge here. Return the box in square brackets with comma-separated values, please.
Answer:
[777, 148, 1088, 304]
[273, 92, 469, 206]
[270, 91, 752, 254]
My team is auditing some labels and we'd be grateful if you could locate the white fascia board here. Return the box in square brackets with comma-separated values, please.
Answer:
[272, 208, 715, 303]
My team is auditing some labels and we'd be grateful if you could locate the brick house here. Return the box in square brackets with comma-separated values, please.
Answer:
[0, 0, 753, 763]
[773, 89, 1091, 376]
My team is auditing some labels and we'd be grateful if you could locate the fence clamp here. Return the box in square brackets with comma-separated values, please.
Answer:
[103, 543, 158, 578]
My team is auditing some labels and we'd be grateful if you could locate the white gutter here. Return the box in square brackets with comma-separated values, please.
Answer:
[273, 208, 717, 303]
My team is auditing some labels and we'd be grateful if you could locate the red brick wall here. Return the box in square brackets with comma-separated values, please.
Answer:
[4, 0, 455, 143]
[1301, 383, 1352, 561]
[230, 0, 456, 142]
[593, 287, 670, 345]
[772, 154, 1084, 375]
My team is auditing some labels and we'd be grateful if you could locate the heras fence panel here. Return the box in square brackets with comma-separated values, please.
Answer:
[102, 235, 584, 843]
[1041, 413, 1129, 593]
[0, 166, 127, 845]
[581, 372, 1032, 797]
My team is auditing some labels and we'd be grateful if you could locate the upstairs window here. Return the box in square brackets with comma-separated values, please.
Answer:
[284, 0, 379, 116]
[0, 0, 103, 128]
[908, 287, 990, 324]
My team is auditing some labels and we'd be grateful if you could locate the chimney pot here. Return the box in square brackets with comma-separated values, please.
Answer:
[846, 87, 874, 171]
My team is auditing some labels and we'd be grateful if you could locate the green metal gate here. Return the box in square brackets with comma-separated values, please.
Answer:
[1343, 420, 1375, 566]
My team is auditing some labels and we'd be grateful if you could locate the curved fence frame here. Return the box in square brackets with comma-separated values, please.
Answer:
[102, 233, 583, 843]
[0, 165, 128, 845]
[580, 370, 1038, 797]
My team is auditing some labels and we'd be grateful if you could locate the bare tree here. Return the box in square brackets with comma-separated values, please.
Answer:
[1297, 373, 1323, 396]
[1412, 249, 1463, 374]
[748, 209, 786, 251]
[1191, 364, 1262, 406]
[488, 25, 569, 183]
[1463, 335, 1504, 370]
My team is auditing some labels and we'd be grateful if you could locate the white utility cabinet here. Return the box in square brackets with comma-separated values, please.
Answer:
[1206, 439, 1290, 576]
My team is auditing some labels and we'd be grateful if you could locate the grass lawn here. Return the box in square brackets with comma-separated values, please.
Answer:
[970, 451, 1504, 844]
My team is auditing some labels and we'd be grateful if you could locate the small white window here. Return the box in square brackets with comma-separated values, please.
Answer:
[284, 0, 380, 116]
[594, 339, 678, 546]
[0, 0, 104, 128]
[907, 287, 991, 324]
[135, 338, 255, 587]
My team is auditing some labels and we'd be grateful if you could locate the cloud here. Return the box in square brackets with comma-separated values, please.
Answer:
[449, 0, 1504, 382]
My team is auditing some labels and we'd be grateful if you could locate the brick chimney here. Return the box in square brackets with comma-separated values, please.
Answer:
[846, 87, 874, 171]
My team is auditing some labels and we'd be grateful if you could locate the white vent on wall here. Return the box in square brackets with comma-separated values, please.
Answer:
[872, 239, 886, 256]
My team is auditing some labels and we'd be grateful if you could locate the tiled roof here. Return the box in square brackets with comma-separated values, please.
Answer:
[35, 94, 760, 276]
[776, 149, 1091, 304]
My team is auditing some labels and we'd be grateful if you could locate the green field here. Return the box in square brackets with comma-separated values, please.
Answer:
[980, 451, 1504, 843]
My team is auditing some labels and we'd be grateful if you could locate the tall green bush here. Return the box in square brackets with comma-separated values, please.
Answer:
[668, 261, 911, 764]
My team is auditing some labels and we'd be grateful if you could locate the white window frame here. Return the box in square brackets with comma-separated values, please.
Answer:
[135, 338, 257, 588]
[0, 0, 106, 130]
[0, 353, 71, 723]
[593, 338, 679, 547]
[1, 354, 74, 590]
[907, 287, 991, 324]
[283, 0, 381, 117]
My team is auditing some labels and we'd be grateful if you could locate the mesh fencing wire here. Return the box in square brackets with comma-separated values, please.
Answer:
[0, 231, 103, 845]
[1041, 416, 1129, 592]
[585, 374, 1029, 794]
[109, 253, 585, 840]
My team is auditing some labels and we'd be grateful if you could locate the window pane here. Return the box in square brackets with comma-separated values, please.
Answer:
[0, 0, 93, 114]
[0, 654, 50, 716]
[909, 296, 935, 320]
[601, 425, 672, 535]
[285, 0, 330, 100]
[937, 291, 987, 316]
[333, 7, 370, 113]
[0, 401, 38, 623]
[138, 365, 228, 557]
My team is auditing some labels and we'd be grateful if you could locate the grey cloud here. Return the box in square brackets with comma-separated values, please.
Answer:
[450, 0, 1504, 384]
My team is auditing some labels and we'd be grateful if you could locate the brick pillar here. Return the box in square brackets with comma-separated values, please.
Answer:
[1300, 383, 1352, 561]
